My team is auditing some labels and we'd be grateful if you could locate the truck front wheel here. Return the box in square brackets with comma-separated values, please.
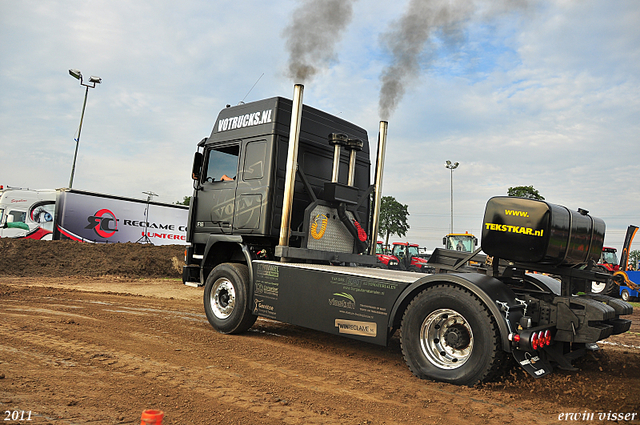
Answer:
[401, 284, 506, 386]
[204, 263, 257, 334]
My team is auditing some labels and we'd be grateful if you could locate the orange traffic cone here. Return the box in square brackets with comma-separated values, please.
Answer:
[141, 409, 164, 425]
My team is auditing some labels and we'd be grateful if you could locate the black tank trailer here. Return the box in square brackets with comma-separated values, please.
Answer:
[182, 85, 632, 386]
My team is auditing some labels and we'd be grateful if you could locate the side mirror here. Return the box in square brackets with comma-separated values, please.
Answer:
[442, 237, 446, 245]
[192, 152, 203, 181]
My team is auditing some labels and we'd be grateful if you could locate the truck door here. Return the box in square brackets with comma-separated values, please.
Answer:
[197, 143, 240, 234]
[233, 139, 268, 233]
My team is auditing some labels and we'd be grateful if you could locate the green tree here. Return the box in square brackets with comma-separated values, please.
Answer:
[378, 196, 410, 246]
[176, 196, 191, 206]
[507, 185, 544, 200]
[629, 250, 640, 270]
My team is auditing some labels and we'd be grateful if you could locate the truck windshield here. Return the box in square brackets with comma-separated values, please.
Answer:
[8, 210, 26, 224]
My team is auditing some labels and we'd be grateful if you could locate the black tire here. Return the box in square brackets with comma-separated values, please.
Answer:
[621, 289, 630, 302]
[590, 266, 620, 296]
[203, 263, 257, 334]
[400, 284, 506, 386]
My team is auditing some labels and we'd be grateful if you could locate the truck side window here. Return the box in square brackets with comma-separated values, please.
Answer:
[204, 145, 239, 182]
[243, 141, 266, 180]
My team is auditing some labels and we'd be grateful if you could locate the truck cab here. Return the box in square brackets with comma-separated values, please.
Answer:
[0, 187, 56, 240]
[183, 97, 373, 284]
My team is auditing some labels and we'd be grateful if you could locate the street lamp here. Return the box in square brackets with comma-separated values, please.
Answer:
[445, 160, 459, 234]
[68, 68, 102, 188]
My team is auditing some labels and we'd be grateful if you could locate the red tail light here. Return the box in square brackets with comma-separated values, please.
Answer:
[513, 328, 553, 351]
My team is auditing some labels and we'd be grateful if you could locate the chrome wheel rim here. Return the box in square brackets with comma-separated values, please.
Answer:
[420, 308, 473, 370]
[210, 278, 236, 319]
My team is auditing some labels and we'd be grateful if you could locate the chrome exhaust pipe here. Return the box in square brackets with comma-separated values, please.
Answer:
[278, 84, 304, 249]
[329, 133, 347, 183]
[369, 121, 388, 255]
[346, 138, 363, 186]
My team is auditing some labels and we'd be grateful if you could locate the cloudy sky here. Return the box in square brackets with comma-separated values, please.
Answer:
[1, 0, 639, 252]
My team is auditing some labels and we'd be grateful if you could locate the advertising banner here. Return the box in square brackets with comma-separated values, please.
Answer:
[54, 190, 188, 245]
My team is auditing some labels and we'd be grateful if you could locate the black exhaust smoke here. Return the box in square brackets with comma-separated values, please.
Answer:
[378, 0, 529, 120]
[283, 0, 357, 83]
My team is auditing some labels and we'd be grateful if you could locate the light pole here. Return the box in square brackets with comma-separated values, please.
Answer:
[68, 69, 101, 188]
[137, 191, 158, 244]
[445, 160, 459, 235]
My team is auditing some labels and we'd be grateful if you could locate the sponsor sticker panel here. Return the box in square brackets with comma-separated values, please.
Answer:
[251, 262, 403, 345]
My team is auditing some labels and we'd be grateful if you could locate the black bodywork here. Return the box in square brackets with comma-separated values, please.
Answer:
[184, 95, 633, 383]
[184, 97, 372, 281]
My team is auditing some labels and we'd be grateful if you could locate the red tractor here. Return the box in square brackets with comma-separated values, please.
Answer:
[375, 241, 432, 272]
[598, 247, 621, 272]
[375, 241, 399, 269]
[393, 242, 432, 272]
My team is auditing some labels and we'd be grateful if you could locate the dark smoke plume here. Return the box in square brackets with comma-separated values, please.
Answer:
[378, 0, 527, 120]
[283, 0, 357, 83]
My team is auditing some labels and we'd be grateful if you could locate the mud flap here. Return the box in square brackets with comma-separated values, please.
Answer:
[512, 349, 553, 378]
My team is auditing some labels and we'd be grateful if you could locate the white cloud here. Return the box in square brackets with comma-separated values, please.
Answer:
[1, 0, 639, 251]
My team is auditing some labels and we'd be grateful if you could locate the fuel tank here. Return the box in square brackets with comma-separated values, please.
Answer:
[481, 196, 605, 266]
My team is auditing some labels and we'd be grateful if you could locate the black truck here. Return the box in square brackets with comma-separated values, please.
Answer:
[182, 85, 632, 386]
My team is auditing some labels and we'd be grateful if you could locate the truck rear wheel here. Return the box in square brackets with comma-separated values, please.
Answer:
[400, 284, 506, 386]
[203, 263, 257, 334]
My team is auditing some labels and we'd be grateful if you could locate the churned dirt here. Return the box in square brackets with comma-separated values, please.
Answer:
[1, 239, 639, 424]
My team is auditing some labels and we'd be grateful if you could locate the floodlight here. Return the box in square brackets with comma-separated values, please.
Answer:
[69, 69, 82, 80]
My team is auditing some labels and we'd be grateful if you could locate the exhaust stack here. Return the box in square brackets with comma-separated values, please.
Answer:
[369, 121, 388, 255]
[328, 133, 347, 183]
[278, 84, 305, 249]
[346, 138, 363, 186]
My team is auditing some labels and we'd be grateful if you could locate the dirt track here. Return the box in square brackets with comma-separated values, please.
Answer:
[1, 240, 640, 424]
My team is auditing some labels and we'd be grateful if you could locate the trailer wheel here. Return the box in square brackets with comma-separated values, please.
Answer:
[621, 289, 631, 302]
[400, 284, 505, 386]
[203, 263, 257, 334]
